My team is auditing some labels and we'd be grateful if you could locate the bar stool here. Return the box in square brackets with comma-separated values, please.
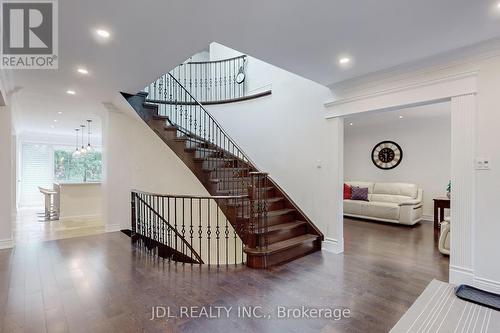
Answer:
[38, 187, 59, 221]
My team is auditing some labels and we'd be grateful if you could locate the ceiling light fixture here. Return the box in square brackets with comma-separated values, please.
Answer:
[73, 128, 81, 158]
[96, 29, 110, 38]
[349, 122, 354, 126]
[66, 90, 76, 95]
[399, 115, 404, 119]
[339, 57, 351, 65]
[58, 111, 63, 114]
[77, 68, 89, 75]
[53, 119, 58, 122]
[80, 124, 87, 154]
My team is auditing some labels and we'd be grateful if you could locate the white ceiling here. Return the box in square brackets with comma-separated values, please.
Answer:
[3, 0, 500, 137]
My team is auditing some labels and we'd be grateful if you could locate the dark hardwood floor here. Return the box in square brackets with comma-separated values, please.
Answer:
[0, 218, 449, 333]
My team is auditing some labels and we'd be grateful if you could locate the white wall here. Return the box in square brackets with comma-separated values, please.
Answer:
[344, 105, 451, 219]
[327, 45, 500, 290]
[206, 43, 340, 250]
[0, 106, 13, 248]
[102, 98, 210, 231]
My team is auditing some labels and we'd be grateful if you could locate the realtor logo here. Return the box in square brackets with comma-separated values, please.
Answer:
[1, 0, 58, 69]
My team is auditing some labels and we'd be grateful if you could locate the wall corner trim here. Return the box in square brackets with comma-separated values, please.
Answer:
[322, 237, 344, 254]
[0, 238, 14, 250]
[105, 224, 122, 233]
[473, 276, 500, 294]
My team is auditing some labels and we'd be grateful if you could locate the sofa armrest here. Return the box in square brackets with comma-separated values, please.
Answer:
[399, 188, 423, 206]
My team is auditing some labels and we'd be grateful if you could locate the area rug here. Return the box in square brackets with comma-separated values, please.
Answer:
[390, 279, 499, 332]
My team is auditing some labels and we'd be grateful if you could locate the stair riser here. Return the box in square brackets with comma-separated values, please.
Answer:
[192, 150, 225, 159]
[246, 239, 320, 269]
[232, 200, 286, 215]
[198, 160, 239, 170]
[239, 212, 295, 227]
[210, 169, 250, 178]
[249, 225, 307, 246]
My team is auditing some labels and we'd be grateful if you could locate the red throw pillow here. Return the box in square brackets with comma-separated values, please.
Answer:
[343, 183, 352, 200]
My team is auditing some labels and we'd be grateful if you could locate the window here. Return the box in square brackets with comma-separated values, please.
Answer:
[54, 147, 102, 183]
[19, 143, 103, 208]
[20, 144, 53, 207]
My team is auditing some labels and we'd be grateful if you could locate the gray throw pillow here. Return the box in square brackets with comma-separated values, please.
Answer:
[351, 186, 369, 201]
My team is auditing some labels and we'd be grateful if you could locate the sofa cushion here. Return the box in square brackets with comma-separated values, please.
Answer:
[373, 182, 418, 199]
[351, 187, 369, 201]
[345, 181, 374, 194]
[343, 199, 363, 216]
[370, 194, 413, 205]
[362, 202, 400, 221]
[343, 183, 352, 200]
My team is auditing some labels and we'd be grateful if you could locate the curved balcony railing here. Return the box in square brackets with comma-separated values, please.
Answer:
[146, 55, 251, 105]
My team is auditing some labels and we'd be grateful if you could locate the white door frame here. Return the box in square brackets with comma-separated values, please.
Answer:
[324, 70, 479, 286]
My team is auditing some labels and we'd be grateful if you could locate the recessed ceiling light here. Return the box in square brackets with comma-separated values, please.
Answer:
[349, 122, 354, 126]
[53, 119, 58, 123]
[77, 68, 89, 75]
[96, 29, 110, 38]
[66, 90, 76, 95]
[399, 115, 404, 119]
[58, 111, 63, 114]
[339, 57, 351, 65]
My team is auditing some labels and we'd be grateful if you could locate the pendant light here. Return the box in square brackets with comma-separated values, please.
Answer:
[86, 120, 93, 152]
[72, 128, 81, 157]
[80, 124, 87, 155]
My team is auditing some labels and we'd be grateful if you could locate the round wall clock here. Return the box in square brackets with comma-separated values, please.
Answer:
[371, 141, 403, 170]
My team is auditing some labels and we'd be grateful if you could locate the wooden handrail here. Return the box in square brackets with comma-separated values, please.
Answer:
[146, 89, 271, 106]
[132, 189, 248, 200]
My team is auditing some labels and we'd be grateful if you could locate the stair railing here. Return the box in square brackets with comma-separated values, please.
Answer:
[141, 71, 272, 255]
[147, 55, 247, 104]
[131, 190, 248, 266]
[145, 73, 254, 168]
[248, 172, 269, 251]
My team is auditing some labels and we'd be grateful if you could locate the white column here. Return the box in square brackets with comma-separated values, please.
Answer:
[323, 117, 344, 253]
[449, 93, 476, 284]
[0, 106, 13, 249]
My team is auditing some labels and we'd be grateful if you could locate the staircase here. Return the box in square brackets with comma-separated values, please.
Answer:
[122, 73, 323, 268]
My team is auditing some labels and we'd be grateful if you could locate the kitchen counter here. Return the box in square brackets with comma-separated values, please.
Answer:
[54, 182, 102, 220]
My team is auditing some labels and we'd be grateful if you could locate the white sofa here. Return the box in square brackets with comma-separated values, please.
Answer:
[344, 181, 423, 225]
[438, 216, 450, 255]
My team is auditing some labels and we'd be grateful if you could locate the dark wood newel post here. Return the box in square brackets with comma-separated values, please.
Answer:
[131, 192, 136, 234]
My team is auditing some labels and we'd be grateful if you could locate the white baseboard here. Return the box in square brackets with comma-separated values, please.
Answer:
[0, 238, 14, 250]
[450, 265, 474, 285]
[473, 276, 500, 294]
[59, 214, 101, 222]
[322, 237, 344, 254]
[105, 224, 122, 233]
[422, 214, 433, 222]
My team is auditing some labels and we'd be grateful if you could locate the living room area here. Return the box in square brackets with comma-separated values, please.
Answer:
[342, 101, 451, 272]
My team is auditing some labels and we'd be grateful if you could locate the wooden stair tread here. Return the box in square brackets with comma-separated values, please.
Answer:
[240, 208, 294, 218]
[152, 114, 169, 120]
[255, 221, 307, 234]
[210, 177, 249, 183]
[244, 234, 318, 255]
[218, 187, 273, 195]
[226, 197, 285, 207]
